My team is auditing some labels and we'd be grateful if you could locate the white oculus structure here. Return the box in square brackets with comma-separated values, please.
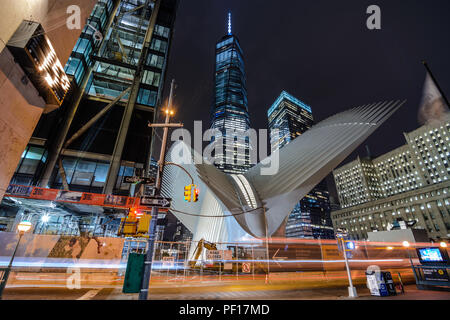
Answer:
[160, 100, 406, 244]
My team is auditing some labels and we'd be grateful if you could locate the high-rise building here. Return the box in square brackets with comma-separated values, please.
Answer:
[0, 0, 97, 201]
[332, 119, 450, 240]
[268, 91, 334, 239]
[10, 0, 179, 195]
[210, 13, 251, 174]
[268, 91, 313, 152]
[0, 0, 178, 235]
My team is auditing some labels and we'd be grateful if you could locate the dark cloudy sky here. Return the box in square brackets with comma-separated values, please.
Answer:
[157, 0, 450, 167]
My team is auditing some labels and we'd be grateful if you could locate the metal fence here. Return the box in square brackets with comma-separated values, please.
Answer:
[119, 238, 420, 285]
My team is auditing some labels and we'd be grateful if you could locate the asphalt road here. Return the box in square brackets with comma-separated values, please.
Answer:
[2, 285, 449, 300]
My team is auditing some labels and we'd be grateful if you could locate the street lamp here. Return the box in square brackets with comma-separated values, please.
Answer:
[12, 221, 32, 265]
[0, 221, 32, 299]
[140, 79, 183, 301]
[440, 242, 447, 248]
[402, 240, 414, 266]
[402, 240, 419, 284]
[335, 230, 357, 298]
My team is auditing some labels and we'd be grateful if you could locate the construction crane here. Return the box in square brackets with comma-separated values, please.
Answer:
[188, 239, 217, 268]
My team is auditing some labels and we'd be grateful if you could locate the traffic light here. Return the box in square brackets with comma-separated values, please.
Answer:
[184, 185, 192, 202]
[192, 187, 199, 202]
[137, 213, 151, 233]
[119, 216, 138, 236]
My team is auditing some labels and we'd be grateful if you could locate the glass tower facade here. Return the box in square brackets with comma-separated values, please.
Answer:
[268, 91, 313, 152]
[210, 16, 251, 174]
[10, 0, 179, 195]
[268, 91, 334, 239]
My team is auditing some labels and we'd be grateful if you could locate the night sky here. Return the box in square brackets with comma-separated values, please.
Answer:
[156, 0, 450, 192]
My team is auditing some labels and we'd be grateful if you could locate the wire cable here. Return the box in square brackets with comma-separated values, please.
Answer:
[169, 206, 264, 219]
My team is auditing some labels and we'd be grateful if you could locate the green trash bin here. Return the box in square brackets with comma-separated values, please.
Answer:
[123, 253, 145, 293]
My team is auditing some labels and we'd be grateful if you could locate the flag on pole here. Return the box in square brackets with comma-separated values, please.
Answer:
[418, 72, 450, 125]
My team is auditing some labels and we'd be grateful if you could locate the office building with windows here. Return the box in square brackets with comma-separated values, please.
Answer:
[268, 91, 334, 239]
[210, 13, 251, 174]
[332, 119, 450, 240]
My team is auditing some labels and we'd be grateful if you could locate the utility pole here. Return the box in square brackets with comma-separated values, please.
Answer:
[138, 79, 183, 300]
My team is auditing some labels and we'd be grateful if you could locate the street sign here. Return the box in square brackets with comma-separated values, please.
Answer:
[423, 268, 449, 282]
[124, 176, 155, 185]
[345, 241, 355, 250]
[242, 262, 251, 273]
[140, 196, 171, 208]
[162, 256, 175, 268]
[335, 228, 348, 238]
[206, 250, 223, 261]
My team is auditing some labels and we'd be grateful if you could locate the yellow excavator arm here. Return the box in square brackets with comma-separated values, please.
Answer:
[189, 239, 217, 268]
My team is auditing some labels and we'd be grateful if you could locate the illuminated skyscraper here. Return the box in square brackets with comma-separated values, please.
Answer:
[210, 13, 251, 174]
[268, 91, 313, 152]
[268, 91, 334, 239]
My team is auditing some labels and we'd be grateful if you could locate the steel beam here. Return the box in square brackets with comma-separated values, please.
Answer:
[103, 0, 161, 194]
[63, 87, 131, 149]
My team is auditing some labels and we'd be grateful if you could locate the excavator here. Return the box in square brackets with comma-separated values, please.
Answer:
[188, 238, 218, 269]
[188, 239, 266, 274]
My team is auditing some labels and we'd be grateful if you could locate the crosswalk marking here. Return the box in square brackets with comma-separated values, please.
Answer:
[77, 289, 101, 300]
[150, 289, 275, 300]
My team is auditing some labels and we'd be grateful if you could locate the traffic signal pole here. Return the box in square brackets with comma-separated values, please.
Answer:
[138, 79, 183, 300]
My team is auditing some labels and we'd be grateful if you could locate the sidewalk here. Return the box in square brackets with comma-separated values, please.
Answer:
[105, 285, 450, 300]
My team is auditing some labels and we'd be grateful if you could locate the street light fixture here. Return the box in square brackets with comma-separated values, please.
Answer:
[440, 242, 447, 248]
[402, 240, 414, 267]
[17, 221, 32, 233]
[335, 230, 357, 298]
[139, 79, 183, 301]
[0, 221, 33, 299]
[402, 240, 420, 285]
